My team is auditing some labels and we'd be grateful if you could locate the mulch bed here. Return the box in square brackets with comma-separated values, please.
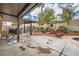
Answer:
[19, 46, 26, 51]
[27, 45, 51, 54]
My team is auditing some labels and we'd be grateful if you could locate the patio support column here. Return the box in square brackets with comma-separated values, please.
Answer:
[30, 21, 32, 35]
[17, 17, 20, 42]
[24, 21, 25, 33]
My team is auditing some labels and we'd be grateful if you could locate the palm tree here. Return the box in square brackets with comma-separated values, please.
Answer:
[37, 3, 44, 30]
[37, 4, 55, 26]
[62, 4, 79, 32]
[44, 8, 55, 24]
[37, 4, 55, 32]
[62, 6, 73, 25]
[57, 3, 79, 33]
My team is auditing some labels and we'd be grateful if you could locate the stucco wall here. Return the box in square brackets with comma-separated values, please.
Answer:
[0, 16, 2, 33]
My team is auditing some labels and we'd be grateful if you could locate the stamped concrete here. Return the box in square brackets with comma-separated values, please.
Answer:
[0, 35, 79, 56]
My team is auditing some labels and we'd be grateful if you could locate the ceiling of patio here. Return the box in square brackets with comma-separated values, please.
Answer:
[0, 3, 26, 16]
[0, 3, 38, 23]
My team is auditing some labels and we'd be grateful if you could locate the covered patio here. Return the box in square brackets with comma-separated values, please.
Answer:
[0, 3, 79, 56]
[0, 3, 40, 42]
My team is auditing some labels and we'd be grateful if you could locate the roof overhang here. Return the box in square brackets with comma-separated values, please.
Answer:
[0, 3, 40, 23]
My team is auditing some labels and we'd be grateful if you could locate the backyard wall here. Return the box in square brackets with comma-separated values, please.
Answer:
[67, 20, 79, 31]
[67, 24, 79, 31]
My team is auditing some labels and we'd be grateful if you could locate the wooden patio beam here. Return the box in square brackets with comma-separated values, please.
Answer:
[17, 17, 20, 42]
[30, 21, 32, 35]
[24, 21, 25, 33]
[0, 12, 17, 17]
[20, 3, 40, 18]
[17, 3, 31, 17]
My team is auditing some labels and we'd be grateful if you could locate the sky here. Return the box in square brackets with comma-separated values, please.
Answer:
[23, 3, 79, 21]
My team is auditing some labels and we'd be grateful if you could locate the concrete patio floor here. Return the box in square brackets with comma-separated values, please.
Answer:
[0, 34, 79, 56]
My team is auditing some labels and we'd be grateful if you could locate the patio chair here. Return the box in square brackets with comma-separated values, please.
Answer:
[6, 28, 17, 42]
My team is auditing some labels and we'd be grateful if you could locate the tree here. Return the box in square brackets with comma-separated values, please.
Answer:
[37, 3, 44, 29]
[44, 8, 55, 24]
[61, 4, 79, 33]
[37, 4, 55, 26]
[62, 6, 73, 25]
[61, 4, 79, 32]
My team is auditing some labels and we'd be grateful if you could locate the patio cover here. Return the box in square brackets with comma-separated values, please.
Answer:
[0, 3, 40, 41]
[0, 3, 39, 22]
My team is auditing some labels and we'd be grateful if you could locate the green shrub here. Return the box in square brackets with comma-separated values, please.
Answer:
[71, 31, 79, 35]
[58, 26, 68, 33]
[39, 27, 46, 33]
[47, 29, 51, 32]
[47, 28, 53, 32]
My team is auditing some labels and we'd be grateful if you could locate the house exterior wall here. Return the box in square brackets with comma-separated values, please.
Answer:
[0, 16, 2, 33]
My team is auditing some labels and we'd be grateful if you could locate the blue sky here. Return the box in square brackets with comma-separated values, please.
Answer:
[23, 3, 79, 21]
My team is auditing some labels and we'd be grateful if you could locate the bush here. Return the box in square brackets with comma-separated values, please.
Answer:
[58, 26, 68, 33]
[70, 31, 79, 35]
[39, 27, 46, 33]
[39, 27, 54, 33]
[47, 28, 54, 32]
[47, 29, 51, 32]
